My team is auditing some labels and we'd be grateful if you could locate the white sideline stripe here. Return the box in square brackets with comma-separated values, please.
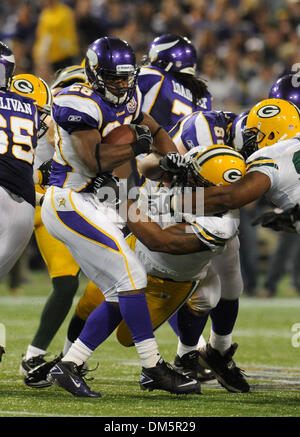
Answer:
[1, 296, 300, 307]
[233, 329, 293, 339]
[239, 298, 300, 308]
[0, 296, 80, 305]
[0, 410, 106, 417]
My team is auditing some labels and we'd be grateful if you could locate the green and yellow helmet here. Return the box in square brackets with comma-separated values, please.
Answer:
[11, 73, 52, 138]
[186, 144, 246, 187]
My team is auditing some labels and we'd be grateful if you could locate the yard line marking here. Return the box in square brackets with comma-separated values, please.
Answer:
[0, 410, 107, 417]
[240, 298, 300, 308]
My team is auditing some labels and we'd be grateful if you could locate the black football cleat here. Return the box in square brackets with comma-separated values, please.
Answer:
[140, 357, 201, 395]
[173, 350, 215, 382]
[198, 343, 250, 393]
[24, 355, 61, 388]
[20, 354, 46, 376]
[47, 361, 102, 398]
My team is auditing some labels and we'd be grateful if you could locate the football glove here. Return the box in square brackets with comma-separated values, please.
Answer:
[252, 204, 300, 233]
[130, 124, 153, 156]
[37, 159, 53, 186]
[159, 152, 190, 187]
[159, 152, 189, 174]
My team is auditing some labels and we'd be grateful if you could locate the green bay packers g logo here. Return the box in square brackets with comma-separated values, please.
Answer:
[223, 169, 243, 183]
[257, 105, 280, 118]
[13, 79, 34, 94]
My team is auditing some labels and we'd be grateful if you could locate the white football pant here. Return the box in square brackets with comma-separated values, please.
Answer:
[41, 186, 147, 302]
[0, 186, 34, 280]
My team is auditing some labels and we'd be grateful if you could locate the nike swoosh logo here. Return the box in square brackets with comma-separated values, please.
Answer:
[70, 376, 81, 388]
[178, 380, 197, 387]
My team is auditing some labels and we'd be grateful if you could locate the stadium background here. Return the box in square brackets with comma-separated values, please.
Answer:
[0, 0, 300, 296]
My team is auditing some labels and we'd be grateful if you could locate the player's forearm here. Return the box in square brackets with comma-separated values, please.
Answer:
[99, 142, 135, 172]
[203, 186, 239, 213]
[138, 153, 172, 181]
[126, 202, 203, 254]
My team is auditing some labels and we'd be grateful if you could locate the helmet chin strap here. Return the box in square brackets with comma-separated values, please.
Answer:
[104, 88, 127, 105]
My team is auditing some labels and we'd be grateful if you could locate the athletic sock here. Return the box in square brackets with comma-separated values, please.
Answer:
[78, 300, 122, 350]
[209, 298, 239, 355]
[134, 338, 160, 368]
[25, 345, 46, 360]
[66, 313, 86, 342]
[210, 298, 239, 336]
[209, 330, 232, 356]
[62, 338, 93, 366]
[31, 275, 79, 350]
[177, 303, 209, 346]
[118, 293, 160, 368]
[176, 340, 198, 358]
[118, 293, 155, 343]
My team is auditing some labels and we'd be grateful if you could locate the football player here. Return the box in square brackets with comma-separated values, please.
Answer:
[17, 66, 87, 382]
[138, 34, 212, 133]
[64, 36, 224, 353]
[171, 98, 300, 235]
[29, 110, 248, 394]
[40, 36, 201, 398]
[29, 144, 249, 394]
[0, 43, 41, 280]
[124, 144, 249, 394]
[0, 42, 49, 361]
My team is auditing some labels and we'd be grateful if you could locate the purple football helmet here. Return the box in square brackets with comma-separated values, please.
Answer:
[269, 74, 300, 109]
[147, 34, 197, 75]
[85, 37, 139, 106]
[0, 41, 15, 90]
[230, 110, 250, 158]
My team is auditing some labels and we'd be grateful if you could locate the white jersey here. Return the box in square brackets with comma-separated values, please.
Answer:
[135, 179, 240, 282]
[246, 134, 300, 209]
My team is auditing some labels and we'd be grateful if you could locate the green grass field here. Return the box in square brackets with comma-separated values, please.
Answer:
[1, 270, 300, 418]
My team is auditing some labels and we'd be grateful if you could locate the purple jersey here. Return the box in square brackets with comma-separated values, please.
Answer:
[169, 110, 236, 151]
[0, 89, 39, 207]
[50, 82, 143, 191]
[138, 66, 212, 133]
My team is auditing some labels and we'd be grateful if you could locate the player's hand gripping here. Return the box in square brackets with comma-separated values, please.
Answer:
[129, 124, 153, 156]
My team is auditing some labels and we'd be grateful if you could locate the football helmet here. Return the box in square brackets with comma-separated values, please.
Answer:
[51, 65, 86, 89]
[85, 37, 139, 106]
[269, 74, 300, 109]
[146, 34, 197, 75]
[230, 110, 250, 158]
[0, 41, 15, 90]
[11, 74, 52, 138]
[186, 145, 246, 187]
[244, 98, 300, 156]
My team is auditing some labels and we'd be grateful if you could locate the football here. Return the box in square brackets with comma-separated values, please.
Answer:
[102, 125, 136, 144]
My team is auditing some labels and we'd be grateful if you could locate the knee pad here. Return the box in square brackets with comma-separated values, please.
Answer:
[188, 266, 221, 313]
[212, 236, 243, 300]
